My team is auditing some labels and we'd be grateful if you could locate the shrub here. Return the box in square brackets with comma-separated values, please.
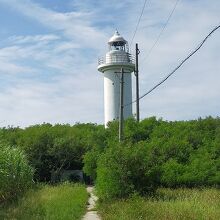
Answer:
[96, 142, 160, 200]
[0, 144, 34, 202]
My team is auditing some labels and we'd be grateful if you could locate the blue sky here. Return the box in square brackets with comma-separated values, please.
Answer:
[0, 0, 219, 127]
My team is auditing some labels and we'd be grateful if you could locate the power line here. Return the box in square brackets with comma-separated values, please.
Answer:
[130, 0, 149, 47]
[124, 24, 220, 107]
[140, 0, 180, 63]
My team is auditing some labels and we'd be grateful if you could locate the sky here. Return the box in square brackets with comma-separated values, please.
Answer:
[0, 0, 219, 127]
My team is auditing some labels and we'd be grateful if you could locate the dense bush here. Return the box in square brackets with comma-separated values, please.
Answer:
[96, 142, 160, 199]
[83, 117, 161, 181]
[0, 144, 34, 202]
[94, 117, 220, 199]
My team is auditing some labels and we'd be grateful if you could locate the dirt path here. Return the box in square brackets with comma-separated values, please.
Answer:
[82, 186, 101, 220]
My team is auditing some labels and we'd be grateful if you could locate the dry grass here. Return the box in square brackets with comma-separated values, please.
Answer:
[98, 188, 220, 220]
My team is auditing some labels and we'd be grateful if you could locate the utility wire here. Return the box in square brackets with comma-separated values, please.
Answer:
[130, 0, 149, 47]
[140, 0, 180, 63]
[124, 24, 220, 107]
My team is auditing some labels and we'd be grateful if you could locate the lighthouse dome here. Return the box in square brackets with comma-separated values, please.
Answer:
[108, 31, 127, 45]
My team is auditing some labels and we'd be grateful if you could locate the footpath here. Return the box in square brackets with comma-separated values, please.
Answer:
[82, 186, 101, 220]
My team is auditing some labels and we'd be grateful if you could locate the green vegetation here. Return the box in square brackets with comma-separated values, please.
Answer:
[0, 144, 33, 203]
[0, 123, 105, 182]
[0, 183, 88, 220]
[94, 117, 220, 199]
[98, 188, 220, 220]
[96, 143, 157, 199]
[0, 116, 219, 202]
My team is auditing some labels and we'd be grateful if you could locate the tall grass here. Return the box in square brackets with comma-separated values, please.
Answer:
[0, 183, 88, 220]
[98, 188, 220, 220]
[0, 144, 33, 202]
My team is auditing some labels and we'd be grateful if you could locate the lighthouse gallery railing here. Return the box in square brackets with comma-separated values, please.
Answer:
[98, 53, 135, 65]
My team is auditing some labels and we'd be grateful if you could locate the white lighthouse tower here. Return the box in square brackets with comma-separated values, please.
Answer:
[98, 31, 135, 127]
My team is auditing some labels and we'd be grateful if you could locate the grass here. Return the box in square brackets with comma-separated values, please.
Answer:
[0, 183, 88, 220]
[98, 188, 220, 220]
[0, 144, 33, 203]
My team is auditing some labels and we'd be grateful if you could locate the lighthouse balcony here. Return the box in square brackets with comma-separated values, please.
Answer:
[98, 53, 135, 65]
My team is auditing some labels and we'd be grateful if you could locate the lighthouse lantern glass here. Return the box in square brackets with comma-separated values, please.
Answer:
[109, 42, 129, 52]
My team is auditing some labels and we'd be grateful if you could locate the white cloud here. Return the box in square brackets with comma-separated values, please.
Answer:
[8, 34, 60, 44]
[0, 59, 34, 75]
[0, 0, 108, 48]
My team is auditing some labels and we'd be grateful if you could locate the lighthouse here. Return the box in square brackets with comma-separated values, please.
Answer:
[98, 31, 135, 127]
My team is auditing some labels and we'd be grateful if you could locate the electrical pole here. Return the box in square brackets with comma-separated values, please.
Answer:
[119, 68, 124, 142]
[135, 43, 140, 122]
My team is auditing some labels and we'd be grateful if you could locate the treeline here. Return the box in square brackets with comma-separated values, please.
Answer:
[0, 116, 219, 200]
[0, 123, 104, 182]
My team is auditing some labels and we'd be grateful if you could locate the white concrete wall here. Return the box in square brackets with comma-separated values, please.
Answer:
[104, 69, 132, 127]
